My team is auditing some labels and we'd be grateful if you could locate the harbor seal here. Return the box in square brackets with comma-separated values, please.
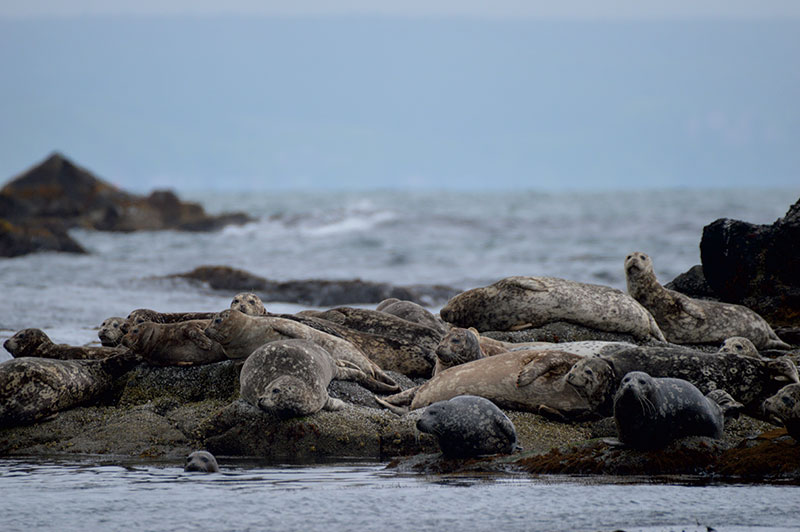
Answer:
[204, 309, 399, 393]
[4, 328, 130, 360]
[440, 276, 666, 343]
[127, 308, 216, 325]
[376, 349, 599, 420]
[611, 371, 738, 449]
[230, 292, 267, 316]
[763, 383, 800, 440]
[433, 327, 485, 375]
[184, 450, 220, 472]
[240, 339, 382, 418]
[416, 395, 521, 458]
[375, 298, 448, 334]
[98, 317, 129, 347]
[624, 251, 791, 350]
[122, 320, 227, 366]
[0, 353, 138, 426]
[718, 336, 760, 358]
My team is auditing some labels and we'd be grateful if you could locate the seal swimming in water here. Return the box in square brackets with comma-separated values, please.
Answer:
[4, 328, 130, 360]
[611, 371, 740, 449]
[203, 309, 399, 393]
[762, 383, 800, 441]
[0, 353, 138, 426]
[416, 395, 521, 458]
[98, 317, 129, 347]
[624, 251, 791, 350]
[184, 450, 220, 472]
[440, 276, 666, 343]
[122, 320, 227, 366]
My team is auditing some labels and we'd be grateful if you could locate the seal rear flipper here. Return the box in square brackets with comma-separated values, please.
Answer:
[767, 358, 799, 384]
[338, 367, 400, 394]
[536, 405, 568, 421]
[705, 389, 743, 420]
[323, 397, 347, 411]
[374, 396, 410, 415]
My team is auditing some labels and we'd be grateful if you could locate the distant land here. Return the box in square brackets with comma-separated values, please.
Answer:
[1, 16, 798, 191]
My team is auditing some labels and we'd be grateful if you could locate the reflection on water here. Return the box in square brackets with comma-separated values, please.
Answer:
[0, 458, 798, 532]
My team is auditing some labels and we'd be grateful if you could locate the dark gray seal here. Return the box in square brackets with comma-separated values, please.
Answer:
[416, 395, 521, 458]
[4, 328, 130, 360]
[763, 383, 800, 441]
[184, 450, 220, 472]
[611, 371, 739, 449]
[376, 298, 448, 334]
[624, 251, 791, 350]
[98, 317, 129, 347]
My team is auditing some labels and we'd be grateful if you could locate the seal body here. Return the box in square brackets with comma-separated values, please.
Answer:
[376, 298, 448, 334]
[416, 395, 520, 458]
[184, 450, 220, 472]
[4, 328, 129, 360]
[763, 383, 800, 440]
[127, 309, 216, 325]
[440, 276, 666, 342]
[98, 317, 129, 347]
[122, 320, 227, 366]
[613, 371, 725, 449]
[625, 251, 791, 350]
[239, 339, 346, 418]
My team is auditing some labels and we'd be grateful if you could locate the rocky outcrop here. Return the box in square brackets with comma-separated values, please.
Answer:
[0, 153, 254, 257]
[170, 265, 460, 306]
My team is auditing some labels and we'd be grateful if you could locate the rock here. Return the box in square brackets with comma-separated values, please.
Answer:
[664, 264, 717, 300]
[0, 218, 87, 257]
[698, 198, 800, 326]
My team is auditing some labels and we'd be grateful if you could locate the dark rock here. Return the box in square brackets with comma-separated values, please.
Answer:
[117, 360, 239, 405]
[0, 218, 87, 257]
[699, 198, 800, 326]
[664, 264, 718, 300]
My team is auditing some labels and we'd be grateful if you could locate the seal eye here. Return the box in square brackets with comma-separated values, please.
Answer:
[451, 339, 460, 344]
[272, 388, 280, 394]
[215, 318, 222, 324]
[585, 369, 593, 376]
[735, 344, 743, 351]
[782, 396, 795, 406]
[200, 457, 209, 463]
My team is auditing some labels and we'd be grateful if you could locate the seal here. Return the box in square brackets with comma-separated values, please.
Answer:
[121, 320, 227, 366]
[440, 276, 666, 343]
[0, 353, 138, 426]
[98, 317, 129, 347]
[718, 336, 760, 358]
[230, 292, 268, 316]
[611, 371, 739, 449]
[204, 309, 399, 393]
[762, 383, 800, 440]
[184, 450, 220, 472]
[624, 251, 791, 350]
[4, 328, 130, 360]
[433, 327, 485, 376]
[127, 308, 216, 325]
[375, 298, 448, 334]
[376, 349, 599, 420]
[565, 344, 799, 418]
[240, 338, 385, 418]
[416, 395, 522, 458]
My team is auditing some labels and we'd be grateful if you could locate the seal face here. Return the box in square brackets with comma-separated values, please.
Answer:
[763, 383, 800, 441]
[230, 292, 267, 316]
[416, 395, 520, 458]
[434, 327, 484, 375]
[625, 251, 791, 350]
[718, 337, 760, 358]
[184, 450, 220, 472]
[613, 371, 725, 449]
[98, 318, 129, 347]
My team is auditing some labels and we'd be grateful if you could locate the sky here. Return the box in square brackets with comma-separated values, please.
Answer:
[0, 2, 799, 191]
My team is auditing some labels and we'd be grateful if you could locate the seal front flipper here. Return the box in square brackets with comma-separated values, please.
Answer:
[516, 352, 575, 388]
[323, 397, 347, 411]
[184, 326, 216, 351]
[504, 277, 548, 292]
[675, 293, 707, 322]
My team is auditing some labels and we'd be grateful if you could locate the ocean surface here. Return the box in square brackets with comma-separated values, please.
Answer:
[1, 188, 798, 531]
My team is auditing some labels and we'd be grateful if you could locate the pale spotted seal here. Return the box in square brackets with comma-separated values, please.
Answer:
[375, 298, 449, 334]
[624, 252, 791, 350]
[122, 320, 227, 366]
[230, 292, 267, 316]
[611, 371, 740, 449]
[98, 317, 129, 347]
[184, 450, 220, 472]
[204, 309, 399, 393]
[4, 328, 130, 360]
[127, 308, 215, 325]
[416, 395, 521, 458]
[762, 383, 800, 440]
[0, 353, 138, 426]
[440, 276, 666, 343]
[718, 336, 760, 358]
[376, 349, 599, 420]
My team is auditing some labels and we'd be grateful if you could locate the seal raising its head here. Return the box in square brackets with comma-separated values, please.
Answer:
[718, 337, 760, 358]
[230, 292, 267, 316]
[624, 251, 791, 350]
[763, 383, 800, 441]
[184, 450, 220, 473]
[433, 327, 484, 375]
[98, 317, 129, 347]
[416, 395, 521, 458]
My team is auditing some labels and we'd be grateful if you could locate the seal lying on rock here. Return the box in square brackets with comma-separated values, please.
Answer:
[184, 450, 220, 472]
[624, 252, 791, 350]
[376, 298, 448, 334]
[230, 292, 268, 316]
[611, 371, 741, 449]
[4, 328, 130, 360]
[122, 320, 227, 366]
[762, 383, 800, 441]
[416, 395, 521, 458]
[718, 336, 760, 358]
[98, 317, 129, 347]
[440, 276, 666, 343]
[240, 339, 383, 418]
[204, 309, 399, 393]
[0, 353, 137, 426]
[433, 327, 485, 376]
[127, 308, 216, 325]
[376, 350, 599, 420]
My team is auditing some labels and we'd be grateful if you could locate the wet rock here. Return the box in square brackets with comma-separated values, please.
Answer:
[117, 360, 239, 405]
[0, 218, 86, 257]
[664, 264, 717, 300]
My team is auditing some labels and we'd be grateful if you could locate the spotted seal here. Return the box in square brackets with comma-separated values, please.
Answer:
[204, 309, 399, 393]
[98, 317, 129, 347]
[762, 383, 800, 440]
[440, 276, 666, 343]
[565, 344, 798, 418]
[433, 327, 485, 375]
[121, 320, 227, 366]
[0, 353, 138, 426]
[230, 292, 268, 316]
[718, 336, 760, 358]
[611, 371, 740, 449]
[376, 349, 599, 420]
[184, 450, 220, 472]
[416, 395, 521, 458]
[624, 251, 791, 350]
[127, 308, 216, 325]
[4, 328, 130, 360]
[375, 298, 448, 334]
